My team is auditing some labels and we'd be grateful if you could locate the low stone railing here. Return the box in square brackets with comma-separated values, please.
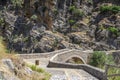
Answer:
[48, 61, 107, 80]
[17, 49, 70, 59]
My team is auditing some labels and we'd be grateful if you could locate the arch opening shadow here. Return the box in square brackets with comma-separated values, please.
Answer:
[65, 57, 85, 64]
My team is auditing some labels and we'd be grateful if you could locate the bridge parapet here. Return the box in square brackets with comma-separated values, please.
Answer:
[51, 49, 91, 64]
[17, 49, 70, 59]
[18, 49, 93, 63]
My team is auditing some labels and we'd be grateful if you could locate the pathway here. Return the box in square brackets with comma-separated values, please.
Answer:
[23, 49, 99, 80]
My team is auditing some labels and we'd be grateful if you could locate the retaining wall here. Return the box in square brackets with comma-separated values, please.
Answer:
[48, 60, 107, 80]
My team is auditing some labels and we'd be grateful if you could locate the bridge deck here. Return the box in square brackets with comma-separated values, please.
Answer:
[24, 58, 98, 80]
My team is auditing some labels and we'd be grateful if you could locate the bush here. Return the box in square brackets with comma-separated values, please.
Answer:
[108, 27, 119, 36]
[11, 0, 23, 7]
[89, 51, 107, 68]
[0, 17, 5, 26]
[73, 9, 84, 17]
[100, 5, 120, 13]
[69, 6, 84, 17]
[30, 14, 38, 20]
[69, 6, 76, 12]
[53, 9, 59, 15]
[108, 27, 118, 33]
[69, 19, 75, 25]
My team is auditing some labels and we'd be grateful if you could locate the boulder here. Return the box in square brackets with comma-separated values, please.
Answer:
[2, 59, 15, 72]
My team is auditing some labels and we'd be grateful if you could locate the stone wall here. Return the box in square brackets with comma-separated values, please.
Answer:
[17, 49, 70, 59]
[48, 61, 107, 80]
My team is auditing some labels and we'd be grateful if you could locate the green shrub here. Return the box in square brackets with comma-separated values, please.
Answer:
[0, 17, 5, 26]
[69, 19, 75, 25]
[100, 5, 120, 13]
[30, 15, 38, 20]
[69, 6, 84, 17]
[53, 9, 59, 15]
[108, 27, 118, 33]
[90, 52, 120, 79]
[108, 27, 119, 36]
[73, 9, 84, 17]
[11, 0, 23, 7]
[69, 6, 76, 12]
[89, 51, 107, 68]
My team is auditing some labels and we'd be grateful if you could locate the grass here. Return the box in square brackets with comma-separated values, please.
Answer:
[28, 65, 45, 73]
[108, 67, 120, 80]
[0, 36, 17, 59]
[0, 36, 8, 59]
[27, 64, 51, 80]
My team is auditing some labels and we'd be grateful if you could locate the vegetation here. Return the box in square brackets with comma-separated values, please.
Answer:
[0, 36, 17, 59]
[108, 67, 120, 80]
[89, 51, 120, 80]
[100, 5, 120, 13]
[11, 0, 23, 7]
[30, 14, 38, 20]
[69, 6, 84, 17]
[108, 27, 118, 33]
[89, 51, 107, 68]
[28, 64, 51, 80]
[69, 19, 75, 25]
[29, 64, 45, 73]
[0, 17, 5, 26]
[0, 36, 6, 59]
[108, 27, 119, 36]
[53, 8, 59, 15]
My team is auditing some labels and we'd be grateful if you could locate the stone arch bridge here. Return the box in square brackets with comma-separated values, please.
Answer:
[18, 49, 107, 80]
[18, 49, 92, 64]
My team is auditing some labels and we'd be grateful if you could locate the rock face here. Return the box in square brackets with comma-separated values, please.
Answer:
[0, 0, 120, 53]
[0, 58, 48, 80]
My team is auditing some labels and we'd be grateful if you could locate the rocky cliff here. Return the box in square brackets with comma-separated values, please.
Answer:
[0, 0, 120, 53]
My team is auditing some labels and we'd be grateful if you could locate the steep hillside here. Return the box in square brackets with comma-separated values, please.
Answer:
[0, 37, 51, 80]
[0, 0, 120, 53]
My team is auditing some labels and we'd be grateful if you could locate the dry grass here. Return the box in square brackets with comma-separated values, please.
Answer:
[0, 36, 17, 60]
[0, 36, 7, 59]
